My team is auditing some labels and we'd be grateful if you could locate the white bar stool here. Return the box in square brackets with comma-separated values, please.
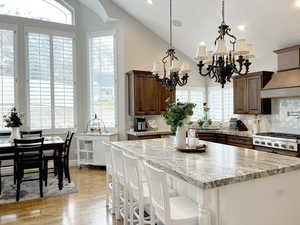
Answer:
[111, 147, 129, 224]
[123, 152, 155, 225]
[103, 142, 114, 211]
[144, 161, 199, 225]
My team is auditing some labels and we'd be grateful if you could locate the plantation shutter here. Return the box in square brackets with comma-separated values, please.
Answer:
[208, 86, 223, 121]
[53, 36, 74, 128]
[89, 35, 116, 128]
[28, 32, 52, 129]
[190, 90, 204, 121]
[0, 29, 15, 129]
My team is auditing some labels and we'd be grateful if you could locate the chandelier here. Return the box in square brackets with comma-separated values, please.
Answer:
[151, 0, 190, 91]
[195, 0, 255, 88]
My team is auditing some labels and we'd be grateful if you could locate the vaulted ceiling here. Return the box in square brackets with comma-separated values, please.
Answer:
[111, 0, 300, 72]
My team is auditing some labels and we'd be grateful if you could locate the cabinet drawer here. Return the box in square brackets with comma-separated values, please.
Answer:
[197, 133, 216, 142]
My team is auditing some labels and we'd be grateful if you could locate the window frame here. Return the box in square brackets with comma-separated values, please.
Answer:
[0, 23, 18, 131]
[207, 84, 234, 122]
[176, 87, 206, 122]
[24, 26, 77, 133]
[87, 29, 119, 130]
[0, 0, 75, 25]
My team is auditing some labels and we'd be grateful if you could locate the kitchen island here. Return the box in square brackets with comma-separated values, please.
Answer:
[111, 138, 300, 225]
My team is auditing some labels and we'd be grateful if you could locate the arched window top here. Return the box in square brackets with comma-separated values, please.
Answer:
[0, 0, 73, 25]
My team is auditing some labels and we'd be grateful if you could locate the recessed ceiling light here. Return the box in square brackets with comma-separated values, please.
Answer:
[147, 0, 153, 5]
[237, 24, 246, 31]
[172, 19, 182, 27]
[295, 0, 300, 8]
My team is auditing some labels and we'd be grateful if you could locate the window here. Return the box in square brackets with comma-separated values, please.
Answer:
[0, 29, 15, 129]
[0, 0, 73, 25]
[176, 88, 205, 121]
[27, 32, 74, 129]
[89, 33, 116, 128]
[208, 86, 233, 122]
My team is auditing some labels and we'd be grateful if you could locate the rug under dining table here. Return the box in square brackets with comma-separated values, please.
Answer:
[0, 174, 78, 204]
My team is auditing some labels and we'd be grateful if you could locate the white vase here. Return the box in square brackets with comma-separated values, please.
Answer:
[175, 116, 191, 148]
[10, 127, 20, 140]
[176, 126, 187, 149]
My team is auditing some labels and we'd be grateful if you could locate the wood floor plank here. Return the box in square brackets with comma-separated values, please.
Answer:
[0, 167, 120, 225]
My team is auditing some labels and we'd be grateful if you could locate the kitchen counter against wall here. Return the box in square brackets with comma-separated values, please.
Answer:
[196, 129, 253, 137]
[127, 130, 174, 137]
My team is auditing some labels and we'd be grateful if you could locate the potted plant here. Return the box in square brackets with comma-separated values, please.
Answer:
[3, 107, 23, 139]
[163, 98, 196, 148]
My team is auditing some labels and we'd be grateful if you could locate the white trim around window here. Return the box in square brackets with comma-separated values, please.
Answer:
[24, 27, 76, 133]
[87, 29, 119, 131]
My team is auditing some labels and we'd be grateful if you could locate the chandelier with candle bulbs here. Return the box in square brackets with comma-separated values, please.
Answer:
[151, 0, 190, 91]
[195, 0, 255, 88]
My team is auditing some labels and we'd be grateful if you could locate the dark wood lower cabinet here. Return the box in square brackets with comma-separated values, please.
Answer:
[197, 132, 299, 157]
[128, 134, 170, 140]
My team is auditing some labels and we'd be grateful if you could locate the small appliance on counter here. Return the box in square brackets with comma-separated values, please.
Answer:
[133, 117, 147, 132]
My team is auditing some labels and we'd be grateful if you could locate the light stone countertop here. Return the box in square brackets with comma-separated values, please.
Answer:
[111, 138, 300, 189]
[127, 130, 174, 137]
[196, 129, 254, 137]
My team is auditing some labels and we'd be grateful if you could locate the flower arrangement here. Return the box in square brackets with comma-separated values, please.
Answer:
[163, 98, 196, 133]
[3, 107, 23, 128]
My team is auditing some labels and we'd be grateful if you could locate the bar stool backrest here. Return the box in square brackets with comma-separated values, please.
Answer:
[103, 142, 112, 169]
[123, 152, 144, 198]
[144, 161, 171, 225]
[111, 147, 125, 182]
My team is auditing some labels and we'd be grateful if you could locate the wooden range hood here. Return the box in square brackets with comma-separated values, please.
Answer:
[261, 45, 300, 98]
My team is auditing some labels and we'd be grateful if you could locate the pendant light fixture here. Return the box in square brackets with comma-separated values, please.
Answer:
[151, 0, 190, 91]
[195, 0, 255, 88]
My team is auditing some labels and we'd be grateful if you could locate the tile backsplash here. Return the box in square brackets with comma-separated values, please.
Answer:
[238, 98, 300, 134]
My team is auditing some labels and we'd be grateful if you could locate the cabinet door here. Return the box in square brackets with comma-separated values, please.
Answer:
[247, 75, 261, 114]
[134, 74, 159, 115]
[159, 84, 175, 113]
[233, 78, 247, 114]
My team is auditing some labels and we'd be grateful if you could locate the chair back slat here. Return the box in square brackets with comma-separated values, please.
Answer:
[64, 131, 75, 158]
[144, 161, 171, 224]
[0, 132, 11, 137]
[20, 130, 42, 138]
[14, 138, 44, 161]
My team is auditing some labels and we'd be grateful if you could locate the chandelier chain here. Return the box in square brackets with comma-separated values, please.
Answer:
[222, 0, 225, 24]
[169, 0, 173, 49]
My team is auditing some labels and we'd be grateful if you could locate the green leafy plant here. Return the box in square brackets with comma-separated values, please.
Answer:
[3, 107, 23, 128]
[163, 98, 196, 133]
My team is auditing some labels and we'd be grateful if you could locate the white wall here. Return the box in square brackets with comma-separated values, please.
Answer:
[0, 0, 206, 141]
[79, 0, 207, 138]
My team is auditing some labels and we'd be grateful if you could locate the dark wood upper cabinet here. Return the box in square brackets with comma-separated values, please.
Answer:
[233, 71, 273, 115]
[233, 77, 247, 114]
[127, 70, 175, 116]
[158, 84, 175, 113]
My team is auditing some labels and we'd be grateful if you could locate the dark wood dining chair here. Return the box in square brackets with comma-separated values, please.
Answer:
[0, 131, 13, 194]
[14, 138, 44, 201]
[44, 131, 74, 186]
[63, 132, 75, 183]
[20, 130, 42, 138]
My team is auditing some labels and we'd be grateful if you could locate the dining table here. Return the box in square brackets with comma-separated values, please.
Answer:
[0, 136, 65, 190]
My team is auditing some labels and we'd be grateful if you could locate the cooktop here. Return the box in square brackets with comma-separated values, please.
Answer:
[256, 132, 300, 140]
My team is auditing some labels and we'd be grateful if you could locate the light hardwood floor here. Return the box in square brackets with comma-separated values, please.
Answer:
[0, 167, 120, 225]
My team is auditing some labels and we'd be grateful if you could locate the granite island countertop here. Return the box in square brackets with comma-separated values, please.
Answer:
[111, 138, 300, 189]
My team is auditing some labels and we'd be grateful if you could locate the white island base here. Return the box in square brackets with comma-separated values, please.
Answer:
[173, 169, 300, 225]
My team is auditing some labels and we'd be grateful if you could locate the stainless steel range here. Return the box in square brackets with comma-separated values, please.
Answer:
[253, 132, 300, 152]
